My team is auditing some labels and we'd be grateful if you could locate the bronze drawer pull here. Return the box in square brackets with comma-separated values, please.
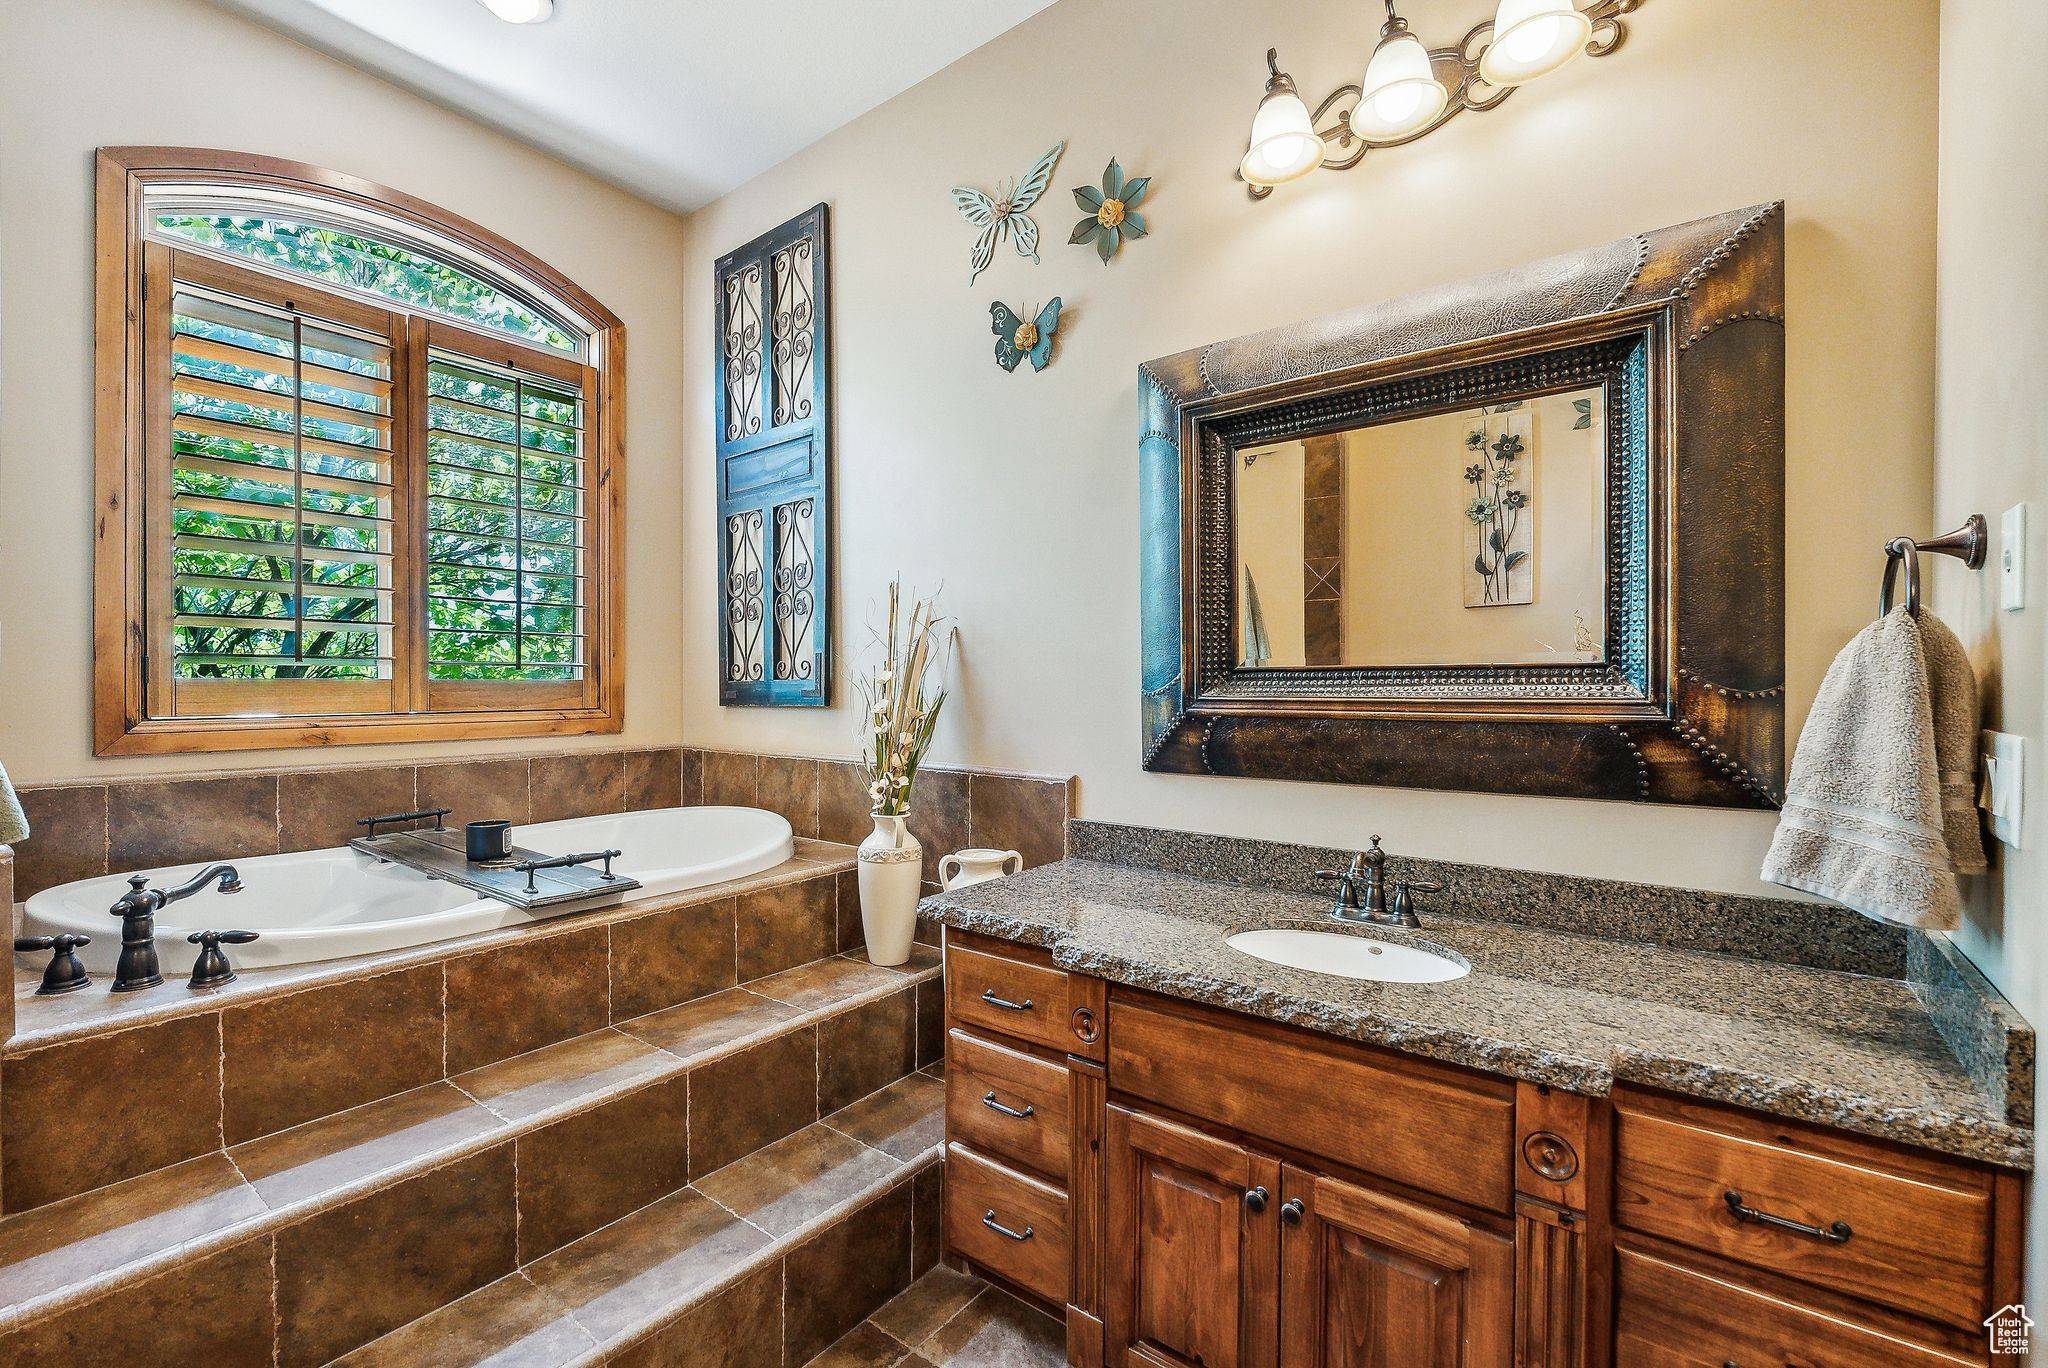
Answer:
[1723, 1190, 1851, 1244]
[981, 1091, 1036, 1120]
[980, 988, 1035, 1012]
[982, 1210, 1034, 1242]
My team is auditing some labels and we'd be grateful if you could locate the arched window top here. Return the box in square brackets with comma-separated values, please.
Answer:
[144, 182, 587, 357]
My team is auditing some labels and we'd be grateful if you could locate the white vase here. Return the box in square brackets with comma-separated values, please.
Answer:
[939, 847, 1023, 890]
[857, 812, 924, 966]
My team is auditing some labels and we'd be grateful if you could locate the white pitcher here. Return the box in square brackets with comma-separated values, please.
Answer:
[939, 847, 1024, 891]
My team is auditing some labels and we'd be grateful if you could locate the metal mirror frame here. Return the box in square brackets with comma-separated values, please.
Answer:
[1138, 203, 1785, 807]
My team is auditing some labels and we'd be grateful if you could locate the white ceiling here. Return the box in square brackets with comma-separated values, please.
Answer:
[205, 0, 1060, 213]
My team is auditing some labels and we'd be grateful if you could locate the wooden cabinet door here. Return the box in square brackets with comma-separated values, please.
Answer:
[1105, 1103, 1281, 1368]
[1278, 1167, 1513, 1368]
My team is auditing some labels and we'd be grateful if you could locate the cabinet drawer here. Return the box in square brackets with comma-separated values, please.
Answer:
[1615, 1246, 1980, 1367]
[945, 1142, 1071, 1305]
[947, 1028, 1071, 1181]
[946, 941, 1075, 1053]
[1615, 1094, 1995, 1332]
[1108, 990, 1516, 1212]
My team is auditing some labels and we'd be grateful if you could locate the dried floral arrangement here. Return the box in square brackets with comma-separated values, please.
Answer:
[855, 580, 957, 816]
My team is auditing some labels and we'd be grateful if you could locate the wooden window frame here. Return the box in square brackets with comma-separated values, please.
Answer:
[94, 147, 626, 755]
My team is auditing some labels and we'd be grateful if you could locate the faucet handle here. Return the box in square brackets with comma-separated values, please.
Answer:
[1387, 878, 1442, 928]
[186, 929, 259, 991]
[15, 935, 93, 996]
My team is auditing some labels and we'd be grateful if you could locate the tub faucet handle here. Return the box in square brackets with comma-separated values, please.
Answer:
[187, 929, 259, 991]
[15, 934, 92, 996]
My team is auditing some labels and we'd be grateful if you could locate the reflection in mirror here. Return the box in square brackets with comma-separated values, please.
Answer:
[1233, 386, 1607, 669]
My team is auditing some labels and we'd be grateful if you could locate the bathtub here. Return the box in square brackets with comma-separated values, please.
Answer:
[21, 806, 794, 975]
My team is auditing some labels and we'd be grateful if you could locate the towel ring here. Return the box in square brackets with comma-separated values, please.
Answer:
[1879, 514, 1988, 618]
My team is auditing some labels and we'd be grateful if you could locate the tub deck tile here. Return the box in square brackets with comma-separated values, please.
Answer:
[616, 987, 805, 1063]
[453, 1028, 676, 1126]
[0, 1153, 264, 1317]
[229, 1080, 505, 1213]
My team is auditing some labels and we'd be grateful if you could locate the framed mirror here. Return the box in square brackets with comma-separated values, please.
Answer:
[1138, 204, 1785, 807]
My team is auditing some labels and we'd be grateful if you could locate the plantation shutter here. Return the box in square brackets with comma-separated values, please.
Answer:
[421, 321, 594, 709]
[152, 248, 400, 716]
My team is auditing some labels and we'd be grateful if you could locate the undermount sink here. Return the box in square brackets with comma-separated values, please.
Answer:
[1225, 928, 1471, 983]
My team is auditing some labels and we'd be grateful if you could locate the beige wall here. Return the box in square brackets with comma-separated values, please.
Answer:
[1235, 440, 1307, 667]
[1340, 394, 1606, 666]
[1933, 0, 2048, 1312]
[0, 0, 689, 784]
[681, 0, 1938, 898]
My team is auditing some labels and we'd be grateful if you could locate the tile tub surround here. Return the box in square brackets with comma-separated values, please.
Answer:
[2, 844, 866, 1209]
[6, 745, 694, 905]
[0, 932, 943, 1352]
[920, 858, 2036, 1169]
[683, 749, 1077, 887]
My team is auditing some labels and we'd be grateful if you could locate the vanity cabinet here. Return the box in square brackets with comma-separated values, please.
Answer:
[1610, 1088, 2022, 1367]
[938, 930, 2025, 1368]
[1103, 1103, 1517, 1368]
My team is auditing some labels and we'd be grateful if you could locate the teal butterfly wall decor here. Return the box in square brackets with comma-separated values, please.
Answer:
[1070, 157, 1151, 263]
[990, 298, 1061, 372]
[950, 141, 1065, 284]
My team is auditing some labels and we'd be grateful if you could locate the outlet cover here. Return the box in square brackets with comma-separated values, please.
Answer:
[1980, 729, 2024, 847]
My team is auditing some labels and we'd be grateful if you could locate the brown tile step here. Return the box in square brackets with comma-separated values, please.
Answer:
[804, 1266, 1068, 1368]
[331, 1071, 947, 1368]
[0, 948, 939, 1343]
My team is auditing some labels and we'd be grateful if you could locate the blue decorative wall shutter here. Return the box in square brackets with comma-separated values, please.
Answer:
[714, 204, 830, 706]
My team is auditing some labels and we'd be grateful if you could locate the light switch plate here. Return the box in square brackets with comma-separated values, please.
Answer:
[1980, 729, 2024, 847]
[2001, 504, 2026, 611]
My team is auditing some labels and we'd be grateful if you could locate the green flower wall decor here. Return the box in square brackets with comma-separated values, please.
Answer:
[1070, 158, 1151, 263]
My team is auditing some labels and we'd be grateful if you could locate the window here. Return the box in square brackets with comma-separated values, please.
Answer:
[95, 149, 623, 754]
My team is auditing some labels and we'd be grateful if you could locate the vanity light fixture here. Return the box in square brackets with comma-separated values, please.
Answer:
[1239, 0, 1641, 199]
[477, 0, 553, 23]
[1353, 7, 1448, 142]
[1238, 53, 1327, 189]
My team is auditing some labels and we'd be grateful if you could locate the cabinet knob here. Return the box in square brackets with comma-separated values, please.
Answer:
[1244, 1186, 1268, 1214]
[1280, 1198, 1305, 1226]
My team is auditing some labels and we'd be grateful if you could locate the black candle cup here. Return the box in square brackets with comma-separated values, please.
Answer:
[465, 819, 513, 862]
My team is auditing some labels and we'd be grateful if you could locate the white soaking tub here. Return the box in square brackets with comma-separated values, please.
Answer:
[21, 806, 793, 975]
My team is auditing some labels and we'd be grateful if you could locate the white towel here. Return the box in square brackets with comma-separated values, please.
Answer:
[1761, 607, 1984, 929]
[0, 760, 27, 846]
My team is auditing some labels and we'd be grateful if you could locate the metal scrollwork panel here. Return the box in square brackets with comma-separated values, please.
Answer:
[771, 238, 816, 425]
[726, 510, 765, 683]
[715, 205, 832, 706]
[723, 264, 762, 441]
[773, 498, 816, 681]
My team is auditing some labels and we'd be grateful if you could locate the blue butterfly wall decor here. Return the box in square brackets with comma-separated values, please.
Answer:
[991, 298, 1061, 372]
[950, 141, 1065, 284]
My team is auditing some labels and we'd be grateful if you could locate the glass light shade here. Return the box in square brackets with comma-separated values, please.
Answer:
[1352, 30, 1448, 141]
[478, 0, 553, 22]
[1239, 88, 1327, 187]
[1479, 0, 1593, 85]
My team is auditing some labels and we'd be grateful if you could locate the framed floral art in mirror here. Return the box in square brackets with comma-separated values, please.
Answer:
[1138, 203, 1786, 807]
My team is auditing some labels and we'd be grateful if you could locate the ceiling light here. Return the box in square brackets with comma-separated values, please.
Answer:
[477, 0, 553, 23]
[1352, 10, 1447, 142]
[1238, 51, 1327, 189]
[1480, 0, 1595, 86]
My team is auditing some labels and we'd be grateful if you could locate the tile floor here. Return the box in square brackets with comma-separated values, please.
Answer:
[805, 1266, 1066, 1368]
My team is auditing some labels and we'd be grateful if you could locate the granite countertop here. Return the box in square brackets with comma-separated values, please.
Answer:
[920, 859, 2034, 1170]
